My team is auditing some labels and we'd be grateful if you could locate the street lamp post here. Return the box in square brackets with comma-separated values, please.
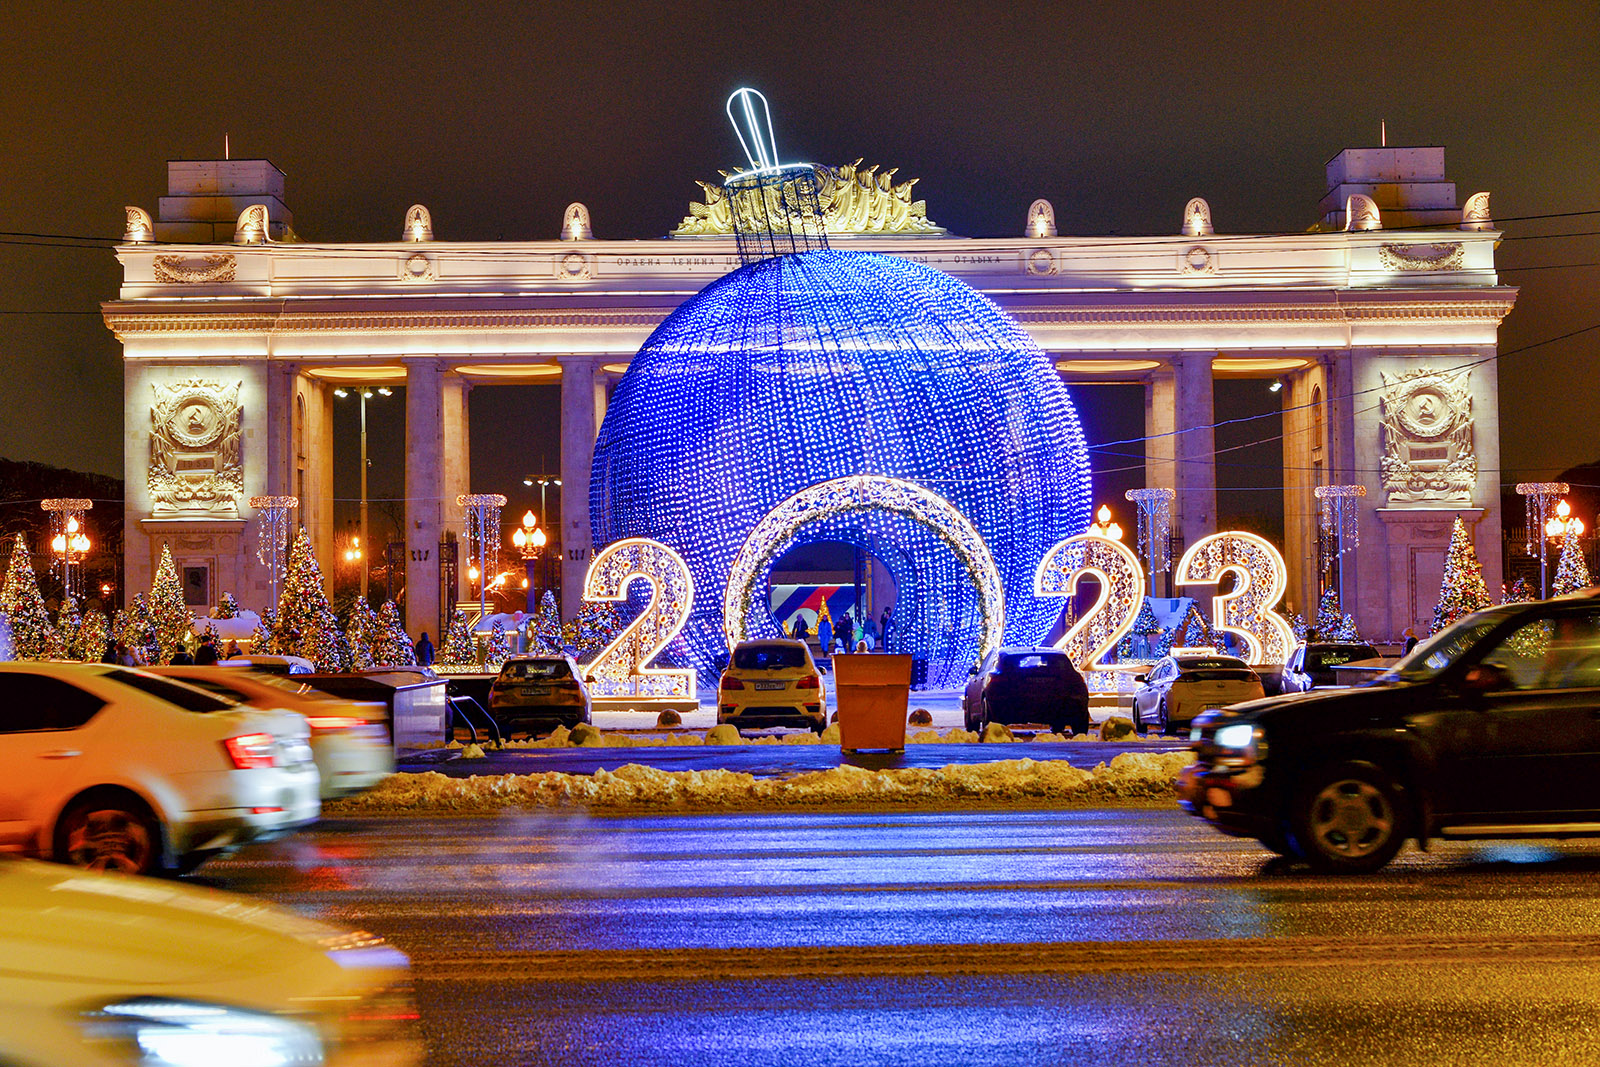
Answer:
[511, 511, 547, 614]
[1517, 482, 1569, 599]
[41, 499, 92, 603]
[521, 475, 562, 599]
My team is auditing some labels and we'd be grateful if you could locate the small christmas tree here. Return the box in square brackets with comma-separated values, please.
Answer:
[1333, 613, 1363, 642]
[149, 545, 195, 663]
[1289, 612, 1308, 643]
[345, 598, 380, 671]
[438, 607, 476, 667]
[485, 619, 511, 668]
[1116, 598, 1165, 659]
[1553, 534, 1594, 596]
[1430, 517, 1492, 634]
[252, 607, 278, 653]
[1502, 577, 1537, 604]
[212, 592, 240, 619]
[1311, 589, 1345, 640]
[55, 596, 83, 661]
[78, 608, 109, 663]
[1, 534, 57, 660]
[532, 590, 563, 655]
[373, 600, 418, 666]
[1177, 603, 1216, 650]
[274, 528, 340, 665]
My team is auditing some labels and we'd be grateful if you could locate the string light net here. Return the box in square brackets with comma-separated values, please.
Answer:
[1314, 484, 1366, 554]
[591, 248, 1093, 686]
[1125, 488, 1175, 575]
[1516, 482, 1568, 554]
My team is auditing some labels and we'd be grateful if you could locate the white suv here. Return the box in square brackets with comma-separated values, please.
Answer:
[0, 663, 321, 875]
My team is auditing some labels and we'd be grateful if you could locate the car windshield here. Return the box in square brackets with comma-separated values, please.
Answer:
[1383, 613, 1506, 683]
[104, 669, 240, 712]
[733, 644, 807, 670]
[499, 659, 571, 681]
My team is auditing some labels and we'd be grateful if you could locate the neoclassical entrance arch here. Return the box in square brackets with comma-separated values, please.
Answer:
[722, 475, 1005, 662]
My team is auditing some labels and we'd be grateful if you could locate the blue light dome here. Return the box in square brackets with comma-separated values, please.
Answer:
[591, 248, 1093, 686]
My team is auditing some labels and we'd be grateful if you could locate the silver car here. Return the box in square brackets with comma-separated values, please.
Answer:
[0, 663, 320, 875]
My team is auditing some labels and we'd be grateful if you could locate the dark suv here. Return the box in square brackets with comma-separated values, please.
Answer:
[963, 647, 1090, 735]
[1180, 591, 1600, 873]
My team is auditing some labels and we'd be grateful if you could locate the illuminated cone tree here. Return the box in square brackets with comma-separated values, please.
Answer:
[55, 596, 82, 661]
[150, 545, 194, 663]
[252, 607, 278, 653]
[79, 607, 108, 663]
[485, 620, 510, 668]
[1553, 533, 1594, 595]
[532, 590, 563, 655]
[213, 591, 240, 619]
[345, 598, 380, 671]
[1, 534, 57, 659]
[438, 607, 475, 667]
[274, 527, 344, 669]
[1430, 517, 1492, 634]
[373, 600, 417, 666]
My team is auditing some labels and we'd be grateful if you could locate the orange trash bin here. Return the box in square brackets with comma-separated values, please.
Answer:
[833, 653, 913, 753]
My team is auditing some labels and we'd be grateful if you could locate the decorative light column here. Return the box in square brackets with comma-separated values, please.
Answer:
[510, 510, 547, 614]
[1125, 488, 1175, 595]
[248, 495, 298, 607]
[458, 493, 506, 627]
[41, 498, 92, 602]
[1314, 484, 1366, 610]
[1517, 482, 1570, 599]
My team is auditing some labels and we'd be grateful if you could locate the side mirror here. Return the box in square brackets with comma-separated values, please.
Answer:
[1461, 663, 1510, 693]
[1134, 674, 1148, 683]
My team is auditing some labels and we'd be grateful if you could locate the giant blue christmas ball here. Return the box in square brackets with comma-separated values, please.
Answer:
[590, 248, 1093, 686]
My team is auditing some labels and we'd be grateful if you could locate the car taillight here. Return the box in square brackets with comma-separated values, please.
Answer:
[306, 716, 366, 731]
[796, 674, 820, 690]
[721, 677, 745, 690]
[224, 732, 277, 769]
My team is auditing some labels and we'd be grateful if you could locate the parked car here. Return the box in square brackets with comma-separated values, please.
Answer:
[0, 853, 422, 1066]
[1132, 653, 1264, 735]
[718, 640, 827, 733]
[0, 663, 319, 875]
[1180, 591, 1600, 873]
[963, 647, 1089, 735]
[149, 666, 394, 798]
[1281, 642, 1381, 692]
[488, 654, 592, 735]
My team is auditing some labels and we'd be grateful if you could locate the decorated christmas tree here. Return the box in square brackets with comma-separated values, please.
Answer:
[200, 619, 220, 649]
[273, 527, 344, 668]
[438, 607, 476, 667]
[345, 598, 380, 671]
[149, 545, 194, 663]
[252, 607, 278, 653]
[1430, 517, 1492, 634]
[485, 619, 511, 668]
[1, 534, 57, 659]
[373, 600, 418, 666]
[531, 590, 563, 655]
[1553, 534, 1594, 596]
[1312, 589, 1344, 641]
[1289, 612, 1308, 643]
[55, 596, 82, 660]
[1177, 603, 1216, 650]
[212, 592, 240, 619]
[78, 607, 109, 663]
[1333, 613, 1363, 642]
[1116, 598, 1166, 659]
[1502, 577, 1537, 604]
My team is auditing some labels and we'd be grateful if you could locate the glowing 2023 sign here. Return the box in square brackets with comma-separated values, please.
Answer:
[583, 527, 1295, 692]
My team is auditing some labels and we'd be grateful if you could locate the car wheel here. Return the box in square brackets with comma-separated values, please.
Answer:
[1289, 761, 1407, 874]
[55, 795, 162, 876]
[1157, 697, 1171, 735]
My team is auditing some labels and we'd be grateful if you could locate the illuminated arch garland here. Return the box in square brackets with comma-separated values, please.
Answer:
[723, 476, 1005, 661]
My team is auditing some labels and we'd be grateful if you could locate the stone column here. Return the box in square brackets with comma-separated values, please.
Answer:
[558, 355, 598, 621]
[1172, 352, 1217, 555]
[1143, 365, 1177, 595]
[441, 373, 471, 610]
[403, 358, 444, 639]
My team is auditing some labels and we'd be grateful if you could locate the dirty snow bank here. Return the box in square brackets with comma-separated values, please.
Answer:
[329, 750, 1195, 815]
[428, 722, 1153, 751]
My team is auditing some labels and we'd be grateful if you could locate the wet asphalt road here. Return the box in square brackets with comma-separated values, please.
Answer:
[196, 808, 1600, 1065]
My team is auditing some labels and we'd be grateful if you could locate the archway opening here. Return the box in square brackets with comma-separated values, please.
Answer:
[767, 539, 900, 656]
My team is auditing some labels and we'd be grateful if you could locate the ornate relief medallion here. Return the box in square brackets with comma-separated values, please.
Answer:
[149, 379, 243, 516]
[153, 254, 237, 284]
[1379, 368, 1475, 504]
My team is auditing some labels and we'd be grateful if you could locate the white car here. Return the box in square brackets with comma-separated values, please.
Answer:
[150, 666, 393, 799]
[0, 663, 321, 875]
[0, 853, 422, 1066]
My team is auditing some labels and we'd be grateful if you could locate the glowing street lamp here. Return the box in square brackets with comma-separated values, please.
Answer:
[1087, 504, 1123, 542]
[511, 510, 548, 613]
[41, 499, 92, 602]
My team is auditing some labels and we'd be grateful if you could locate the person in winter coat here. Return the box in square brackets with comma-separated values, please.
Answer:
[414, 631, 435, 667]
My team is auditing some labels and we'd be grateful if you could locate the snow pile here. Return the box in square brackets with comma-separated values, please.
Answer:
[331, 750, 1195, 815]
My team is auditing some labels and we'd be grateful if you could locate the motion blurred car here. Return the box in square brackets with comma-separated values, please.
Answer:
[216, 653, 316, 675]
[488, 655, 592, 735]
[0, 853, 422, 1066]
[1181, 592, 1600, 873]
[0, 663, 319, 875]
[963, 647, 1089, 735]
[149, 666, 393, 799]
[1281, 642, 1381, 693]
[718, 640, 827, 733]
[1132, 652, 1264, 735]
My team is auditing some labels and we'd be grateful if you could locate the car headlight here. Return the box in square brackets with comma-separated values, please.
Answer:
[1213, 723, 1256, 750]
[81, 998, 323, 1066]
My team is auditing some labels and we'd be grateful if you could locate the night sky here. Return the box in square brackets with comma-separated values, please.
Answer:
[3, 3, 1596, 535]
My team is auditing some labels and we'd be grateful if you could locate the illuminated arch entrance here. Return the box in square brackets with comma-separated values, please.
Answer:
[722, 476, 1005, 663]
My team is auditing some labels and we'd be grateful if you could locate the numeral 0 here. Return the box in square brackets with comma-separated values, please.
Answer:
[582, 538, 697, 700]
[1034, 534, 1147, 671]
[1176, 531, 1295, 665]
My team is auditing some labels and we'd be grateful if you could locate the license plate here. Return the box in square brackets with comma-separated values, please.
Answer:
[520, 686, 549, 697]
[753, 681, 785, 691]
